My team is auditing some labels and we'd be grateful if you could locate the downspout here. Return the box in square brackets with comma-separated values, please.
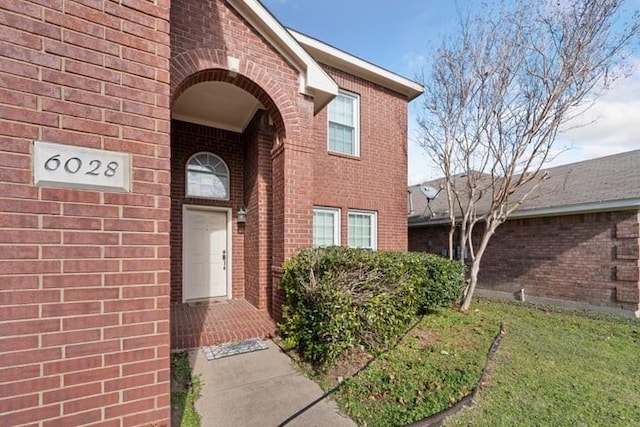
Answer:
[408, 190, 414, 216]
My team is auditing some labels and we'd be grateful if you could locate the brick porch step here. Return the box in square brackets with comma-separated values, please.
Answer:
[171, 299, 277, 350]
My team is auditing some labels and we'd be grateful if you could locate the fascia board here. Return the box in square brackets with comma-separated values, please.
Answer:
[408, 199, 640, 227]
[226, 0, 338, 113]
[508, 198, 640, 219]
[290, 29, 424, 101]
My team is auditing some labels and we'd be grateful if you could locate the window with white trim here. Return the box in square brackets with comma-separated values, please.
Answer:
[348, 210, 377, 250]
[328, 90, 359, 156]
[186, 152, 230, 200]
[313, 207, 340, 247]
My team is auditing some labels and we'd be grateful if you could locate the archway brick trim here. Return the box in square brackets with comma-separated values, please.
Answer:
[171, 48, 298, 139]
[170, 47, 317, 320]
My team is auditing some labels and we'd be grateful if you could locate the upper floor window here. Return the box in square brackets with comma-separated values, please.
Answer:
[186, 152, 229, 200]
[328, 90, 359, 156]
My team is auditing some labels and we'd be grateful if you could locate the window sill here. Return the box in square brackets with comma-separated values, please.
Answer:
[327, 151, 361, 161]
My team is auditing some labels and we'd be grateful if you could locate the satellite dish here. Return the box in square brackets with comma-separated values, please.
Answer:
[419, 185, 441, 200]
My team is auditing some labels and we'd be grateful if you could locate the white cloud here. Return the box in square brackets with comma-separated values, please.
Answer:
[408, 59, 640, 183]
[554, 61, 640, 164]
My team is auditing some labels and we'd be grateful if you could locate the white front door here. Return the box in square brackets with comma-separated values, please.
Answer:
[184, 208, 228, 301]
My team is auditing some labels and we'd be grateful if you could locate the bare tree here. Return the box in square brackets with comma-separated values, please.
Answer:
[417, 0, 640, 311]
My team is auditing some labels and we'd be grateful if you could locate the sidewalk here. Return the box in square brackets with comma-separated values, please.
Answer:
[191, 340, 357, 427]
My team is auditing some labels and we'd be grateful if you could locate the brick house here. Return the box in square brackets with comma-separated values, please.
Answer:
[0, 0, 421, 425]
[408, 150, 640, 316]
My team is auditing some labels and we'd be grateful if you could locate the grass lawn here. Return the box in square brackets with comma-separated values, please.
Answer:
[310, 299, 640, 427]
[445, 300, 640, 427]
[171, 351, 202, 427]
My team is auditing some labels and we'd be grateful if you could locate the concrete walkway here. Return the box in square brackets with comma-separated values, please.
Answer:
[191, 341, 356, 427]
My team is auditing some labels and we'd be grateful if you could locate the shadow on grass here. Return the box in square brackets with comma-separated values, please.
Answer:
[275, 315, 506, 427]
[406, 323, 505, 427]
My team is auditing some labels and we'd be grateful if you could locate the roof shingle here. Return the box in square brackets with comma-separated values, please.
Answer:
[408, 149, 640, 225]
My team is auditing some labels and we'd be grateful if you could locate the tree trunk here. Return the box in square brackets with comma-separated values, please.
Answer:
[458, 220, 467, 261]
[460, 257, 480, 311]
[448, 224, 455, 260]
[460, 222, 495, 311]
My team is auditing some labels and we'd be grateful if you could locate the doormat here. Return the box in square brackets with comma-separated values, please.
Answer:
[203, 338, 268, 361]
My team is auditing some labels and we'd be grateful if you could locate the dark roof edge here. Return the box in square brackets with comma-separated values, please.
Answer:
[408, 198, 640, 227]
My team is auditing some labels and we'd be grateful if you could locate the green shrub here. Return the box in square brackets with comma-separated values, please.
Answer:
[278, 247, 465, 368]
[418, 253, 467, 311]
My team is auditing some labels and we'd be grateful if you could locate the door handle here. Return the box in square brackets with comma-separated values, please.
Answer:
[222, 250, 226, 270]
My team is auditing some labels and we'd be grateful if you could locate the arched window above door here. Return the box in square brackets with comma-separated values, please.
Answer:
[186, 152, 230, 200]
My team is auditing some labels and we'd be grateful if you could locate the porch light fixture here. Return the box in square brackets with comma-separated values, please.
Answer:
[237, 206, 247, 223]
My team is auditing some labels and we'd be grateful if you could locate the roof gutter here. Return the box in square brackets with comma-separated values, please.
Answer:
[509, 198, 640, 219]
[408, 198, 640, 227]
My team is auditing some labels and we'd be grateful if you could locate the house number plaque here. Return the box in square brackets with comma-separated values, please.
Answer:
[33, 141, 131, 192]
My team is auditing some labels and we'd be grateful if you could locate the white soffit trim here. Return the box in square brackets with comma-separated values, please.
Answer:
[408, 198, 640, 227]
[226, 0, 338, 113]
[508, 198, 640, 219]
[290, 29, 424, 101]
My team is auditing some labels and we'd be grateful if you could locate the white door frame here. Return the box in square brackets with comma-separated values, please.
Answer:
[182, 205, 232, 303]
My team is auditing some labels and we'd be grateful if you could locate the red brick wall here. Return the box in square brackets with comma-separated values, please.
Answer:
[170, 120, 246, 303]
[409, 223, 451, 257]
[409, 210, 640, 312]
[170, 0, 318, 318]
[169, 0, 412, 318]
[243, 112, 274, 311]
[169, 0, 299, 138]
[0, 1, 171, 426]
[312, 65, 409, 251]
[170, 116, 276, 310]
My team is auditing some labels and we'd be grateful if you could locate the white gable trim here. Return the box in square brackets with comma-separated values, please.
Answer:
[289, 30, 424, 101]
[226, 0, 338, 113]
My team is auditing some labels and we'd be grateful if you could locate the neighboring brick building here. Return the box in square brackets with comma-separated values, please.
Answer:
[0, 0, 421, 425]
[409, 150, 640, 316]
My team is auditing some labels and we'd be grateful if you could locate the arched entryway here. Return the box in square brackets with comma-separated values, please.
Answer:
[169, 68, 287, 348]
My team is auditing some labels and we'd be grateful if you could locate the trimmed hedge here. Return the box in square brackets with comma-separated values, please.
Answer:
[278, 247, 465, 368]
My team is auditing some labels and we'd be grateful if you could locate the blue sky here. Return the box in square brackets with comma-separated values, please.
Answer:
[263, 0, 640, 184]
